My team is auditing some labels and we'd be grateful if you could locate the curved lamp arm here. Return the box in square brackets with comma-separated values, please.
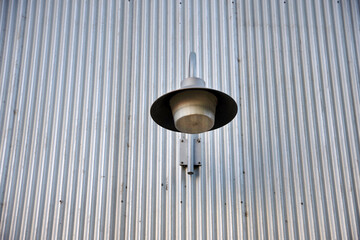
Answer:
[188, 52, 196, 78]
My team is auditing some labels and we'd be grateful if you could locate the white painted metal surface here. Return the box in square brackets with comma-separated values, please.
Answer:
[0, 0, 359, 239]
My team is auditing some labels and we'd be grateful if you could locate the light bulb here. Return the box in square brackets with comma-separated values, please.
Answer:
[170, 90, 217, 134]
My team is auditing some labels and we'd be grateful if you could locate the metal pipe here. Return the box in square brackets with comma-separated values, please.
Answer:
[187, 134, 196, 175]
[188, 52, 196, 77]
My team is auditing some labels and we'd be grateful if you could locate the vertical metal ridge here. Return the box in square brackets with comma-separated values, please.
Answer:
[66, 0, 88, 238]
[125, 0, 142, 238]
[21, 0, 53, 238]
[135, 0, 150, 238]
[265, 1, 285, 237]
[104, 0, 120, 238]
[0, 1, 9, 66]
[259, 0, 276, 238]
[145, 1, 158, 239]
[318, 1, 348, 239]
[0, 4, 23, 230]
[305, 0, 330, 238]
[293, 0, 317, 238]
[1, 0, 29, 238]
[342, 0, 360, 236]
[330, 1, 360, 238]
[115, 0, 134, 239]
[297, 0, 321, 238]
[288, 0, 307, 238]
[0, 0, 16, 142]
[110, 2, 124, 240]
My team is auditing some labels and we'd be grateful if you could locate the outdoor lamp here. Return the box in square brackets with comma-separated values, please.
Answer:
[150, 52, 237, 174]
[150, 52, 237, 134]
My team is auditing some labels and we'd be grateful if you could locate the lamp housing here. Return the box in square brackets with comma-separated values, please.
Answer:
[150, 53, 237, 134]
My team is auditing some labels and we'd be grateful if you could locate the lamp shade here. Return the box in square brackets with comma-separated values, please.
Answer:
[150, 85, 237, 133]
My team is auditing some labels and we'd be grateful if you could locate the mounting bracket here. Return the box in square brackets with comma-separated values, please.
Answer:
[179, 134, 202, 175]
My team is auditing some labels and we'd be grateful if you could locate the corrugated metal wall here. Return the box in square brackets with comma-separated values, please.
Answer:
[0, 0, 359, 239]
